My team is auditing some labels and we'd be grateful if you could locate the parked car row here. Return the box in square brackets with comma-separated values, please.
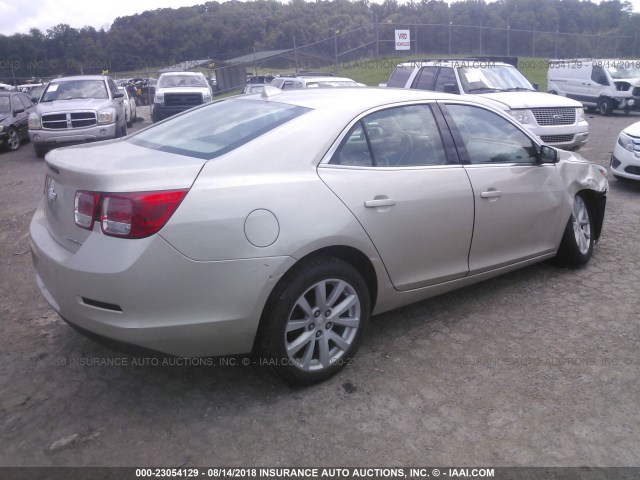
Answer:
[5, 61, 640, 183]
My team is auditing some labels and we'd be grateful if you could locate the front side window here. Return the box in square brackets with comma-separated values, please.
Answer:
[412, 67, 438, 91]
[18, 93, 33, 108]
[331, 104, 448, 167]
[128, 98, 309, 160]
[40, 80, 109, 102]
[591, 66, 609, 86]
[445, 104, 538, 164]
[435, 68, 459, 93]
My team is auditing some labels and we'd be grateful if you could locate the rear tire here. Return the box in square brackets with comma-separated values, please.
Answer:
[258, 257, 370, 386]
[555, 193, 593, 267]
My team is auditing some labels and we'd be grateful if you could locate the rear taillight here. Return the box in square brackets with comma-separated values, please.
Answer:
[74, 189, 187, 239]
[74, 191, 100, 229]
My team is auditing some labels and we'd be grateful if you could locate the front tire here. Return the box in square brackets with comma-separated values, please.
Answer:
[34, 144, 47, 159]
[5, 127, 20, 151]
[258, 257, 370, 386]
[556, 193, 593, 267]
[598, 97, 614, 116]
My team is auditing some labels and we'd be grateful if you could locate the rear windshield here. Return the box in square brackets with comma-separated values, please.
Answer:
[40, 80, 109, 102]
[128, 98, 310, 160]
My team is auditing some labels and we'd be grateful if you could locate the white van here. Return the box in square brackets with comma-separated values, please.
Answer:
[547, 59, 640, 115]
[384, 59, 589, 150]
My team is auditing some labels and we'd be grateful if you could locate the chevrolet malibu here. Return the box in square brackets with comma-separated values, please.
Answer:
[30, 87, 607, 385]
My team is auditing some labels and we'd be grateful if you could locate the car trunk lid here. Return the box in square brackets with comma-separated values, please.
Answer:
[43, 139, 206, 253]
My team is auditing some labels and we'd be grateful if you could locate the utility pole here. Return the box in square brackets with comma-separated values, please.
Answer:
[449, 12, 452, 55]
[334, 30, 339, 73]
[293, 36, 299, 75]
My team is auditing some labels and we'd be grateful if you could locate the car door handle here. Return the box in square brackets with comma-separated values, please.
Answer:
[364, 198, 397, 208]
[480, 190, 502, 198]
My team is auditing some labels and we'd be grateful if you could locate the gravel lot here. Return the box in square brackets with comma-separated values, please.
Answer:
[1, 105, 639, 468]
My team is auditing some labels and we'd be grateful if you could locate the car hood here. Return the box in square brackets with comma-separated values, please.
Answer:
[477, 92, 582, 110]
[36, 98, 114, 113]
[623, 121, 640, 137]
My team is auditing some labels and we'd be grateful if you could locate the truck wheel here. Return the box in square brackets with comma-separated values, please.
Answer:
[598, 97, 613, 116]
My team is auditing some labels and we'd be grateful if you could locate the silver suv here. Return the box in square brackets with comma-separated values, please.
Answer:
[28, 75, 126, 158]
[384, 59, 589, 150]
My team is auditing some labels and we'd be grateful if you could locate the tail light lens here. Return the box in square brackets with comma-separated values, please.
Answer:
[74, 191, 100, 229]
[74, 189, 187, 239]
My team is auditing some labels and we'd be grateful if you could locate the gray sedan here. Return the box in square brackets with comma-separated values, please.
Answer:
[30, 87, 608, 385]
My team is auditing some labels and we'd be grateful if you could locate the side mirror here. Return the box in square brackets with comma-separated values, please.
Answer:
[531, 82, 540, 91]
[443, 83, 459, 94]
[113, 92, 124, 99]
[539, 145, 558, 164]
[13, 107, 25, 116]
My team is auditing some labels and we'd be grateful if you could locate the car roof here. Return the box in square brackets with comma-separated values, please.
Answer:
[160, 71, 205, 76]
[396, 60, 512, 68]
[304, 76, 357, 82]
[239, 86, 487, 112]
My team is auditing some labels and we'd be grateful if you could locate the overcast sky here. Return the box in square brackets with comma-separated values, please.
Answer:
[2, 0, 640, 36]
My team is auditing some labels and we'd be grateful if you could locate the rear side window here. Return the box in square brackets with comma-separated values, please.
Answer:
[331, 105, 448, 167]
[387, 65, 414, 88]
[128, 98, 310, 160]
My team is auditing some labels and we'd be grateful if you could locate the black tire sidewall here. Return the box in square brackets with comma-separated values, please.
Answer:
[557, 193, 594, 266]
[7, 127, 19, 151]
[258, 257, 371, 385]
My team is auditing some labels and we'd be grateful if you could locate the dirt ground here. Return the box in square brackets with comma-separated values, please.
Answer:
[1, 105, 639, 468]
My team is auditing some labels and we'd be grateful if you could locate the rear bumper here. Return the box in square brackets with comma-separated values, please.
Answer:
[30, 200, 295, 357]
